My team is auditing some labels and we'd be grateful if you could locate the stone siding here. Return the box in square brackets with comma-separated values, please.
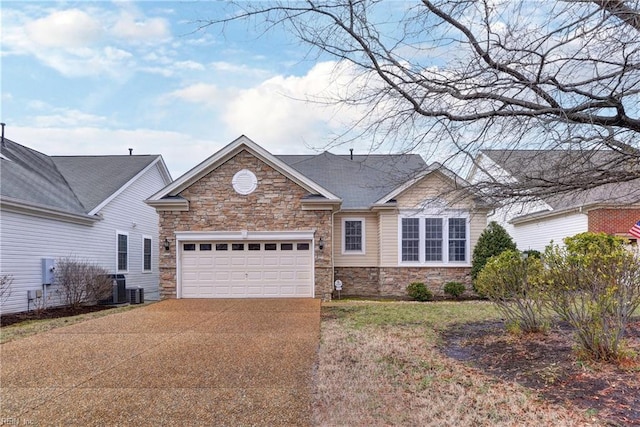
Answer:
[335, 266, 472, 299]
[158, 149, 333, 299]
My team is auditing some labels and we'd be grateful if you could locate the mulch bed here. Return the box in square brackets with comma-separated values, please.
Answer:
[440, 318, 640, 426]
[0, 305, 113, 327]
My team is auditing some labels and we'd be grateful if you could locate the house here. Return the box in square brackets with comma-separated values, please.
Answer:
[0, 137, 172, 314]
[146, 135, 491, 300]
[468, 149, 640, 251]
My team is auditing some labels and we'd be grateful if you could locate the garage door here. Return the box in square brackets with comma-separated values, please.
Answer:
[180, 241, 313, 298]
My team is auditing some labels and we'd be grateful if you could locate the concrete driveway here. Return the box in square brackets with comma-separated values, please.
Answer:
[0, 299, 321, 426]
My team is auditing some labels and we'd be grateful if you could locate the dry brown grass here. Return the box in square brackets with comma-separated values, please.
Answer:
[0, 304, 142, 344]
[313, 300, 601, 426]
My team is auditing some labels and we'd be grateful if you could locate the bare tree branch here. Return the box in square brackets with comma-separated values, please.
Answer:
[197, 0, 640, 203]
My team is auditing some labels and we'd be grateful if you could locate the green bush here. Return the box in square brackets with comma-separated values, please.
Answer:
[471, 221, 517, 291]
[443, 281, 466, 299]
[541, 232, 640, 361]
[406, 282, 433, 301]
[475, 250, 549, 333]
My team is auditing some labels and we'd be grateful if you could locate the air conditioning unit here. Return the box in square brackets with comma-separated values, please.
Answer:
[127, 287, 144, 304]
[99, 274, 127, 305]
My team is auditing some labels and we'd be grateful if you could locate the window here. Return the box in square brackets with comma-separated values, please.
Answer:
[297, 243, 310, 250]
[281, 243, 293, 251]
[343, 219, 365, 253]
[232, 243, 244, 251]
[215, 243, 228, 251]
[424, 218, 443, 261]
[265, 243, 277, 251]
[401, 218, 420, 261]
[183, 243, 196, 251]
[200, 244, 212, 251]
[448, 218, 467, 262]
[248, 243, 261, 251]
[400, 215, 469, 264]
[117, 232, 128, 271]
[143, 237, 152, 272]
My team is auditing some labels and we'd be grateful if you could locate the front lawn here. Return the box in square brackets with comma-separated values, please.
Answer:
[313, 300, 618, 426]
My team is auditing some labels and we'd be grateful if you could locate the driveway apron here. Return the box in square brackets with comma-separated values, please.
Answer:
[0, 299, 321, 426]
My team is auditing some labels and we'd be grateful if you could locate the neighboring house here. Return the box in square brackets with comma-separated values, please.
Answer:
[468, 149, 640, 251]
[146, 135, 491, 300]
[0, 138, 172, 314]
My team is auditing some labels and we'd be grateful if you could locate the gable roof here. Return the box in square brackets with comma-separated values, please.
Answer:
[149, 135, 488, 211]
[0, 138, 170, 220]
[147, 135, 342, 204]
[277, 152, 427, 209]
[52, 155, 167, 214]
[480, 149, 640, 211]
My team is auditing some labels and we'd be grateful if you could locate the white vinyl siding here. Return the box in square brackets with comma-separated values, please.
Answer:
[513, 212, 588, 252]
[0, 162, 168, 314]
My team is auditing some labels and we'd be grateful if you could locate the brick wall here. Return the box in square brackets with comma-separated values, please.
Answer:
[158, 149, 333, 300]
[588, 208, 640, 235]
[335, 266, 472, 299]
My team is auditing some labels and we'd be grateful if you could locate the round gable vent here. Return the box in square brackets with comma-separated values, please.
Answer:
[232, 169, 258, 195]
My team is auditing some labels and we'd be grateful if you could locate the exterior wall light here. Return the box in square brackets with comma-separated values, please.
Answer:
[164, 238, 170, 251]
[318, 237, 324, 251]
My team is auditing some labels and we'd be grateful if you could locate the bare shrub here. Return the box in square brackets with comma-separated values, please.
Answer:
[55, 257, 113, 309]
[0, 274, 13, 304]
[476, 250, 549, 334]
[542, 233, 640, 361]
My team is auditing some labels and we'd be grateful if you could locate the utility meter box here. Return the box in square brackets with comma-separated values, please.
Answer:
[42, 258, 56, 285]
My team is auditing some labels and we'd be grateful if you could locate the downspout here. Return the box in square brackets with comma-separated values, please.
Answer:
[331, 206, 343, 300]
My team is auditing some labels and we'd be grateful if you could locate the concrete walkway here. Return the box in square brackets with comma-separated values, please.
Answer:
[0, 299, 321, 426]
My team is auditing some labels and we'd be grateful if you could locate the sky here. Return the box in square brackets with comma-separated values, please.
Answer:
[1, 1, 378, 178]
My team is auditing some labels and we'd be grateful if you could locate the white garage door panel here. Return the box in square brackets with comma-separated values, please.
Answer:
[181, 240, 313, 298]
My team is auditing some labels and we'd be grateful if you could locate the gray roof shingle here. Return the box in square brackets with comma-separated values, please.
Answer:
[53, 155, 158, 212]
[482, 149, 640, 209]
[1, 138, 159, 215]
[277, 152, 427, 208]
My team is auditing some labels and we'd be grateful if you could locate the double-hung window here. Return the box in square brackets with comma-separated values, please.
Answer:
[117, 232, 128, 272]
[343, 218, 365, 254]
[424, 218, 443, 261]
[401, 218, 420, 261]
[142, 236, 152, 272]
[448, 218, 467, 262]
[400, 214, 469, 264]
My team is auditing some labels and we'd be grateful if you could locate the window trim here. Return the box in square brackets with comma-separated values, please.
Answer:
[342, 217, 365, 255]
[116, 231, 129, 273]
[397, 212, 470, 266]
[142, 235, 152, 273]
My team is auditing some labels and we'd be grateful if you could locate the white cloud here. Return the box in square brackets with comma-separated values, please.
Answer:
[221, 61, 366, 152]
[31, 109, 108, 128]
[2, 5, 174, 78]
[7, 126, 223, 178]
[111, 11, 171, 43]
[25, 9, 104, 48]
[210, 61, 270, 77]
[165, 83, 223, 106]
